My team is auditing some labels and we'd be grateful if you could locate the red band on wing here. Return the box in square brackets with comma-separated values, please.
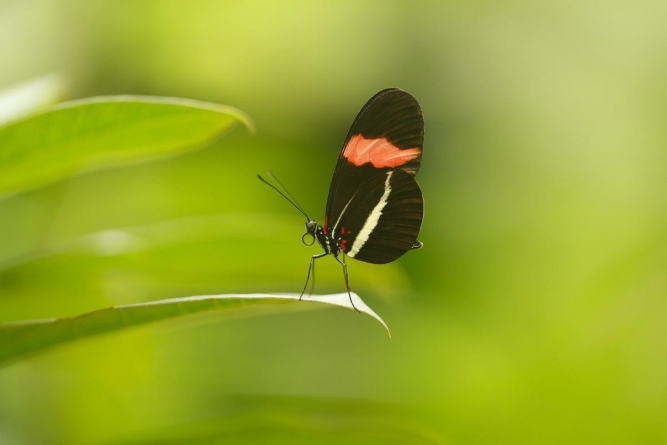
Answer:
[342, 135, 421, 168]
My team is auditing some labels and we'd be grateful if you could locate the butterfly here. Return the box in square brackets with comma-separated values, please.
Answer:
[259, 88, 424, 310]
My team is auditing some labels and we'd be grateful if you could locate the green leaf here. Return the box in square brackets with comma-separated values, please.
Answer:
[0, 292, 390, 367]
[0, 96, 252, 198]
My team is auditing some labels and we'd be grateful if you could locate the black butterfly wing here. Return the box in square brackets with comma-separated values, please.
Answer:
[331, 169, 423, 264]
[323, 88, 424, 236]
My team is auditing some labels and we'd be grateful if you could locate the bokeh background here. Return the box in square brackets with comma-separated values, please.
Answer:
[1, 1, 667, 444]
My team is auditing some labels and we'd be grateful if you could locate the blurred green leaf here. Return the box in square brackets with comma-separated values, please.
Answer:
[118, 394, 447, 445]
[0, 74, 67, 126]
[0, 96, 252, 199]
[0, 292, 389, 367]
[0, 209, 410, 442]
[0, 213, 411, 323]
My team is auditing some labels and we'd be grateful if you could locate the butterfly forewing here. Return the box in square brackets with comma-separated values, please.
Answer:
[332, 169, 423, 264]
[324, 88, 424, 236]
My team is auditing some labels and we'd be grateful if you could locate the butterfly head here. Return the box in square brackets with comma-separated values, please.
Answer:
[302, 220, 319, 246]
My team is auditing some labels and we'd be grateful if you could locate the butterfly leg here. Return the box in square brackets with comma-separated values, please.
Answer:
[334, 254, 359, 312]
[300, 253, 328, 300]
[309, 258, 317, 296]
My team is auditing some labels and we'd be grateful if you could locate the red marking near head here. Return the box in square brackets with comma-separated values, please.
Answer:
[340, 239, 348, 252]
[342, 135, 421, 168]
[323, 215, 329, 234]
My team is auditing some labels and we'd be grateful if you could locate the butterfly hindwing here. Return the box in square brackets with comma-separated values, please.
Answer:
[330, 169, 423, 264]
[324, 89, 424, 236]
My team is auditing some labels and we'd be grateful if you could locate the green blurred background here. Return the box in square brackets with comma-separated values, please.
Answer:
[1, 1, 667, 444]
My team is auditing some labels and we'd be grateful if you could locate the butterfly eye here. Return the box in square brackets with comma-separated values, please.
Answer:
[302, 232, 315, 246]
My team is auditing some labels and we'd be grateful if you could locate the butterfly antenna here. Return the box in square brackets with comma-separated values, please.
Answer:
[258, 172, 310, 221]
[267, 171, 311, 218]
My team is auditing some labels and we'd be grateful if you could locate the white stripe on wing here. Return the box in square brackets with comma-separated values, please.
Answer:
[348, 171, 393, 257]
